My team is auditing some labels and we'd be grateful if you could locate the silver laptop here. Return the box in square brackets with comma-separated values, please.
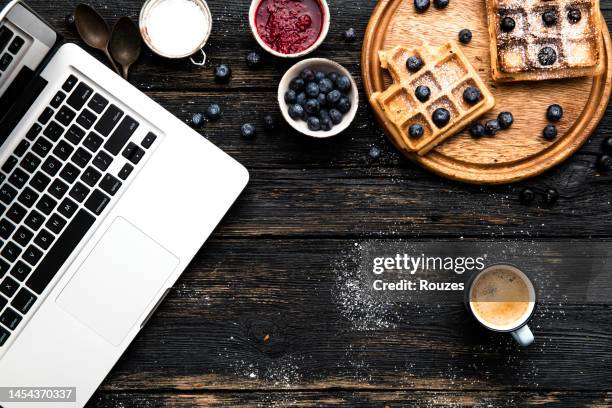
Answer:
[0, 1, 248, 406]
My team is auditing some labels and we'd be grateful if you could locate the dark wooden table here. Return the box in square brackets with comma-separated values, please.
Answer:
[27, 0, 612, 406]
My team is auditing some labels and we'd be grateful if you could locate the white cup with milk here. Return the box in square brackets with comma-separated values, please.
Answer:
[139, 0, 212, 65]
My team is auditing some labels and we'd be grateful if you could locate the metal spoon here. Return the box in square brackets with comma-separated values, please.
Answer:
[74, 4, 121, 75]
[110, 17, 141, 80]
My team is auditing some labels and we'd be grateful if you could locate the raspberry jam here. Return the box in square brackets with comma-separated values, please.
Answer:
[255, 0, 324, 55]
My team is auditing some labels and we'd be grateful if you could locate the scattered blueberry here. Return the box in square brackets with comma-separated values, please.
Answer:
[567, 8, 581, 24]
[288, 104, 305, 120]
[343, 28, 357, 43]
[305, 82, 320, 98]
[240, 123, 256, 138]
[300, 68, 315, 82]
[65, 13, 76, 27]
[285, 90, 297, 104]
[546, 104, 563, 122]
[329, 109, 343, 124]
[458, 29, 472, 44]
[432, 108, 451, 128]
[415, 85, 431, 102]
[500, 16, 516, 32]
[305, 98, 320, 115]
[206, 104, 222, 121]
[406, 56, 424, 73]
[484, 119, 501, 136]
[320, 117, 333, 131]
[543, 188, 559, 206]
[414, 0, 430, 13]
[318, 93, 328, 108]
[335, 76, 352, 92]
[469, 123, 485, 138]
[542, 10, 557, 26]
[315, 71, 327, 81]
[519, 188, 536, 204]
[337, 97, 351, 114]
[296, 92, 307, 107]
[289, 77, 305, 92]
[327, 89, 342, 106]
[497, 111, 514, 129]
[433, 0, 449, 9]
[602, 137, 612, 154]
[191, 113, 204, 128]
[263, 114, 276, 130]
[597, 155, 612, 172]
[245, 51, 262, 69]
[463, 86, 481, 104]
[543, 124, 558, 140]
[307, 116, 321, 131]
[538, 47, 557, 66]
[214, 64, 232, 83]
[318, 78, 334, 93]
[369, 146, 381, 159]
[409, 123, 425, 139]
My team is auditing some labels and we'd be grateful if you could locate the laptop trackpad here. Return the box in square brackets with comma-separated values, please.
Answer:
[56, 217, 179, 346]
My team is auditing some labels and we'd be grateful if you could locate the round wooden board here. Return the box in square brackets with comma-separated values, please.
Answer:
[362, 0, 612, 184]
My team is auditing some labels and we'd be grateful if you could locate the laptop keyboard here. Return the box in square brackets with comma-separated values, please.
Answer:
[0, 25, 25, 77]
[0, 74, 158, 347]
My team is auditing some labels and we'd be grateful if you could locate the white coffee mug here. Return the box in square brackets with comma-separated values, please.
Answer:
[466, 264, 536, 347]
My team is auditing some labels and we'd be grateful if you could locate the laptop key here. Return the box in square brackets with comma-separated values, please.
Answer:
[34, 229, 54, 250]
[59, 163, 80, 184]
[10, 261, 31, 282]
[13, 226, 33, 247]
[94, 104, 124, 136]
[92, 150, 113, 171]
[65, 125, 85, 145]
[62, 75, 78, 92]
[29, 171, 51, 193]
[0, 26, 14, 52]
[8, 168, 29, 189]
[83, 132, 103, 152]
[42, 156, 62, 177]
[22, 245, 43, 266]
[71, 147, 92, 168]
[104, 116, 139, 155]
[50, 91, 66, 108]
[48, 179, 69, 200]
[36, 194, 57, 215]
[99, 174, 122, 196]
[0, 308, 21, 330]
[46, 214, 66, 235]
[0, 276, 18, 297]
[0, 183, 17, 204]
[25, 124, 42, 141]
[38, 108, 54, 125]
[88, 93, 108, 114]
[118, 163, 134, 180]
[66, 82, 93, 111]
[0, 219, 15, 239]
[13, 140, 30, 157]
[69, 182, 90, 203]
[6, 203, 26, 223]
[11, 288, 36, 315]
[85, 189, 110, 215]
[53, 140, 74, 161]
[58, 198, 78, 219]
[8, 36, 24, 54]
[55, 106, 76, 126]
[81, 166, 102, 187]
[0, 325, 10, 346]
[0, 53, 13, 71]
[1, 242, 21, 263]
[43, 121, 64, 142]
[24, 210, 44, 231]
[76, 109, 96, 130]
[141, 132, 157, 149]
[18, 187, 39, 207]
[0, 295, 6, 311]
[32, 137, 53, 158]
[2, 156, 18, 173]
[26, 209, 95, 294]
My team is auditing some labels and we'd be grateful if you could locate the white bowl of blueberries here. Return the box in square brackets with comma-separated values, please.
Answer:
[278, 58, 359, 138]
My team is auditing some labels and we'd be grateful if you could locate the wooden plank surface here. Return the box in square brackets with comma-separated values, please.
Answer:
[17, 0, 612, 406]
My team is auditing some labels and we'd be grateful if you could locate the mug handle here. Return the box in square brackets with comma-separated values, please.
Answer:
[511, 325, 534, 347]
[190, 49, 207, 66]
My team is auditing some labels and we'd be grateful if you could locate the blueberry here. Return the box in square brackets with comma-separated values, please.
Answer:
[602, 137, 612, 154]
[315, 71, 326, 81]
[542, 10, 557, 27]
[191, 113, 204, 128]
[519, 188, 536, 204]
[500, 16, 516, 32]
[319, 109, 330, 121]
[305, 82, 320, 98]
[406, 56, 424, 72]
[344, 28, 357, 43]
[484, 119, 501, 136]
[597, 155, 612, 172]
[414, 0, 430, 13]
[285, 90, 297, 104]
[305, 98, 320, 115]
[214, 64, 232, 83]
[206, 104, 222, 121]
[320, 117, 333, 131]
[300, 68, 315, 82]
[318, 93, 328, 108]
[263, 114, 276, 130]
[538, 46, 557, 66]
[335, 76, 352, 92]
[307, 116, 321, 131]
[497, 111, 513, 129]
[65, 13, 76, 27]
[296, 92, 307, 107]
[543, 188, 559, 206]
[469, 123, 485, 138]
[319, 78, 334, 93]
[327, 89, 342, 106]
[458, 29, 472, 44]
[543, 124, 558, 140]
[245, 51, 262, 69]
[567, 8, 581, 24]
[327, 72, 339, 83]
[290, 77, 305, 92]
[415, 85, 431, 102]
[369, 146, 381, 159]
[288, 104, 305, 120]
[433, 0, 449, 9]
[432, 108, 451, 128]
[463, 86, 481, 104]
[337, 97, 351, 114]
[240, 123, 256, 138]
[329, 109, 343, 124]
[546, 104, 563, 122]
[409, 124, 425, 139]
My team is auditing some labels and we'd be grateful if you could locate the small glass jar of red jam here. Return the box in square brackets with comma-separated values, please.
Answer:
[249, 0, 330, 57]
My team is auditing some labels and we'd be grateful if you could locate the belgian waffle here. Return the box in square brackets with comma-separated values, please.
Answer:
[486, 0, 605, 82]
[370, 42, 496, 156]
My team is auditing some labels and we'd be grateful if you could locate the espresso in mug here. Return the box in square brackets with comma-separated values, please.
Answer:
[470, 267, 533, 330]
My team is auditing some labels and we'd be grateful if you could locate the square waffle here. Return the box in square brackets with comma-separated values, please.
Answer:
[370, 42, 496, 156]
[486, 0, 605, 82]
